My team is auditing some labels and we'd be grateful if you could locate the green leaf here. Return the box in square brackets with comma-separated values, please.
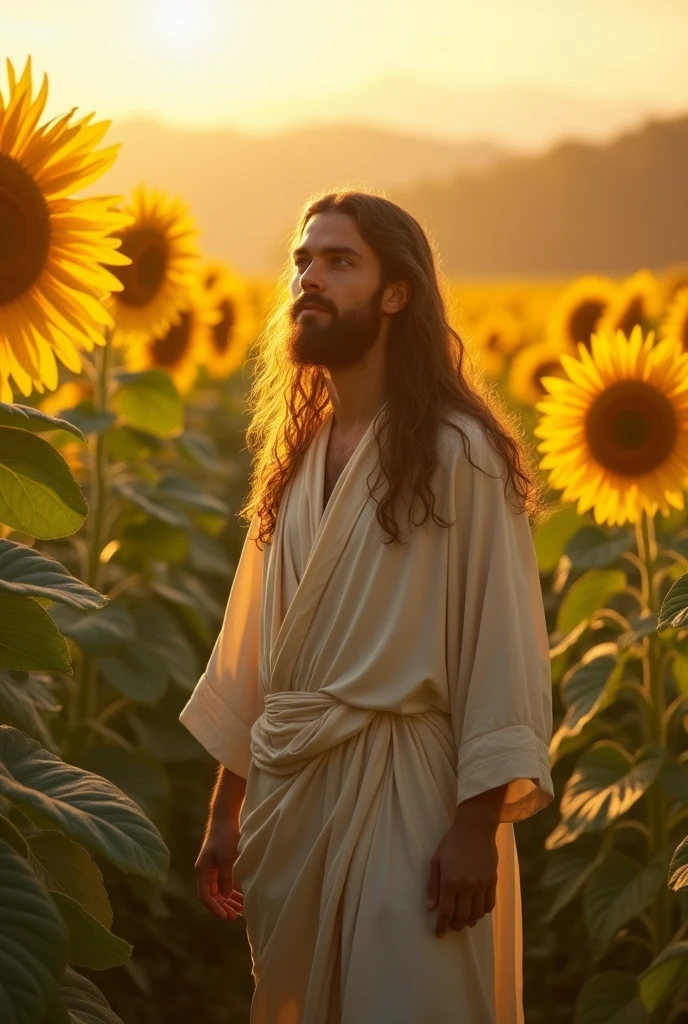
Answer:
[0, 812, 29, 856]
[573, 971, 647, 1024]
[671, 652, 688, 695]
[119, 520, 188, 564]
[0, 726, 169, 880]
[0, 427, 88, 538]
[565, 525, 633, 570]
[0, 670, 59, 750]
[98, 646, 169, 703]
[111, 479, 190, 527]
[27, 832, 112, 928]
[50, 891, 132, 969]
[80, 747, 170, 818]
[0, 838, 68, 1024]
[546, 742, 663, 849]
[552, 643, 627, 748]
[0, 593, 72, 672]
[44, 966, 124, 1024]
[129, 717, 205, 763]
[638, 941, 688, 1012]
[174, 430, 224, 474]
[111, 370, 183, 438]
[658, 757, 688, 804]
[48, 602, 136, 655]
[669, 836, 688, 891]
[556, 569, 628, 636]
[55, 400, 116, 437]
[542, 840, 603, 923]
[0, 401, 86, 442]
[583, 850, 668, 957]
[617, 611, 659, 650]
[187, 531, 232, 577]
[156, 474, 229, 517]
[658, 572, 688, 630]
[532, 502, 583, 574]
[128, 601, 198, 690]
[0, 539, 106, 610]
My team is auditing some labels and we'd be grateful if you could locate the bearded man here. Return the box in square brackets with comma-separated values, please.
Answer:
[179, 190, 554, 1024]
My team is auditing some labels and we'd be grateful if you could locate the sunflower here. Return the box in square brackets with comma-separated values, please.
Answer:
[122, 278, 217, 395]
[198, 260, 257, 379]
[659, 262, 688, 308]
[660, 287, 688, 355]
[0, 56, 132, 403]
[507, 340, 567, 407]
[597, 269, 662, 340]
[108, 185, 199, 346]
[468, 308, 524, 378]
[534, 326, 688, 526]
[546, 275, 615, 351]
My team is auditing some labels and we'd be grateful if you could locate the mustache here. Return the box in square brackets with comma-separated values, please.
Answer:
[293, 298, 335, 315]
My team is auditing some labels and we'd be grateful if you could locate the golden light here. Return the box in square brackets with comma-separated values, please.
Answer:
[142, 1, 215, 56]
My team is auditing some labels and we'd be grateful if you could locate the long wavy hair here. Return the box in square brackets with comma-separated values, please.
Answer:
[238, 189, 548, 548]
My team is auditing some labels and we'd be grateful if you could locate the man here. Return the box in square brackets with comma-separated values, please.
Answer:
[179, 191, 554, 1023]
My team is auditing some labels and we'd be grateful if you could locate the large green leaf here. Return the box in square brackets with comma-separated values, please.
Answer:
[80, 746, 170, 819]
[0, 838, 68, 1024]
[50, 892, 132, 969]
[551, 644, 628, 753]
[0, 539, 106, 610]
[532, 502, 583, 573]
[573, 971, 647, 1024]
[55, 400, 117, 438]
[0, 726, 169, 880]
[119, 520, 189, 563]
[0, 402, 86, 442]
[0, 593, 71, 672]
[565, 526, 633, 570]
[111, 370, 183, 438]
[0, 812, 29, 856]
[669, 836, 688, 891]
[542, 839, 603, 923]
[111, 479, 190, 527]
[638, 941, 688, 1012]
[583, 850, 668, 957]
[556, 569, 628, 636]
[0, 670, 59, 750]
[156, 474, 229, 517]
[98, 646, 168, 703]
[658, 572, 688, 630]
[0, 427, 88, 538]
[28, 832, 112, 928]
[174, 430, 225, 474]
[44, 966, 124, 1024]
[546, 742, 663, 849]
[658, 757, 688, 804]
[129, 717, 205, 763]
[49, 602, 136, 655]
[128, 601, 198, 690]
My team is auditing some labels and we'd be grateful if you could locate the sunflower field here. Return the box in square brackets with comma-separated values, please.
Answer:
[2, 57, 688, 1024]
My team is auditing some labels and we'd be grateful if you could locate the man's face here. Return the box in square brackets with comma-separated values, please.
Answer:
[287, 211, 388, 370]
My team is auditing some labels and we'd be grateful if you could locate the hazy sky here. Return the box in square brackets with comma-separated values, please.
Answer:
[2, 0, 686, 137]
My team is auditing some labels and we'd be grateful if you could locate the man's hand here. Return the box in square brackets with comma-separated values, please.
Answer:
[426, 785, 506, 938]
[195, 819, 245, 921]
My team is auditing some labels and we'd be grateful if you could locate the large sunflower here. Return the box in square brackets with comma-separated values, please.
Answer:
[0, 56, 132, 402]
[597, 269, 661, 340]
[108, 185, 199, 346]
[507, 340, 567, 407]
[534, 326, 688, 526]
[122, 278, 217, 395]
[546, 275, 615, 351]
[199, 260, 257, 379]
[660, 286, 688, 355]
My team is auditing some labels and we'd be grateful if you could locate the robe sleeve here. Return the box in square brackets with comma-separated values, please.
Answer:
[178, 511, 265, 778]
[449, 424, 554, 823]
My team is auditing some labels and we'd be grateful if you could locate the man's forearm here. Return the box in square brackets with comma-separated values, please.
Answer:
[454, 783, 508, 831]
[206, 764, 247, 831]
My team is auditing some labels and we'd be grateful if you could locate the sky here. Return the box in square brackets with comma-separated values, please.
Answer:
[1, 0, 687, 142]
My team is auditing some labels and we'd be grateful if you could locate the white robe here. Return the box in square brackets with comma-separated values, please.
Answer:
[179, 404, 554, 1024]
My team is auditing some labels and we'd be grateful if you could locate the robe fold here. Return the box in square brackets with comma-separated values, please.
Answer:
[179, 404, 554, 1024]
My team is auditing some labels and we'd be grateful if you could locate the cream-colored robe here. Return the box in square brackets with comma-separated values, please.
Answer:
[179, 404, 554, 1024]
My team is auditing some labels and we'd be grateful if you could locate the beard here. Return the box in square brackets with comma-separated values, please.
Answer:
[286, 281, 387, 370]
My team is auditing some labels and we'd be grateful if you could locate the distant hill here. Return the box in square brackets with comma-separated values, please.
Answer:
[93, 120, 507, 274]
[391, 114, 688, 278]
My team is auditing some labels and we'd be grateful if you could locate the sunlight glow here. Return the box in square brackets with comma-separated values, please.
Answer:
[142, 0, 215, 56]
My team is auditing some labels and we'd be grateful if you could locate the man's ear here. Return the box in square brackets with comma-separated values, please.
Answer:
[383, 279, 411, 313]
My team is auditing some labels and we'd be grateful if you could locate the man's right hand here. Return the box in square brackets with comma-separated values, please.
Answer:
[194, 819, 244, 921]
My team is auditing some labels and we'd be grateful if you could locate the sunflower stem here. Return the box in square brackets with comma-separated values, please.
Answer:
[73, 330, 112, 756]
[636, 509, 672, 961]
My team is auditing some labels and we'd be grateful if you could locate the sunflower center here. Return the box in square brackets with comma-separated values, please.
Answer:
[485, 331, 501, 352]
[212, 299, 236, 354]
[616, 296, 645, 337]
[204, 270, 219, 289]
[585, 379, 677, 476]
[150, 311, 192, 367]
[114, 227, 168, 306]
[532, 362, 562, 395]
[0, 153, 51, 305]
[569, 299, 606, 347]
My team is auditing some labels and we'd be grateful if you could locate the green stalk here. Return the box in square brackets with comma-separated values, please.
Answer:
[71, 330, 112, 758]
[636, 507, 672, 959]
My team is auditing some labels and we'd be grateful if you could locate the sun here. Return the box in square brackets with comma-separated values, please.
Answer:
[142, 1, 214, 56]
